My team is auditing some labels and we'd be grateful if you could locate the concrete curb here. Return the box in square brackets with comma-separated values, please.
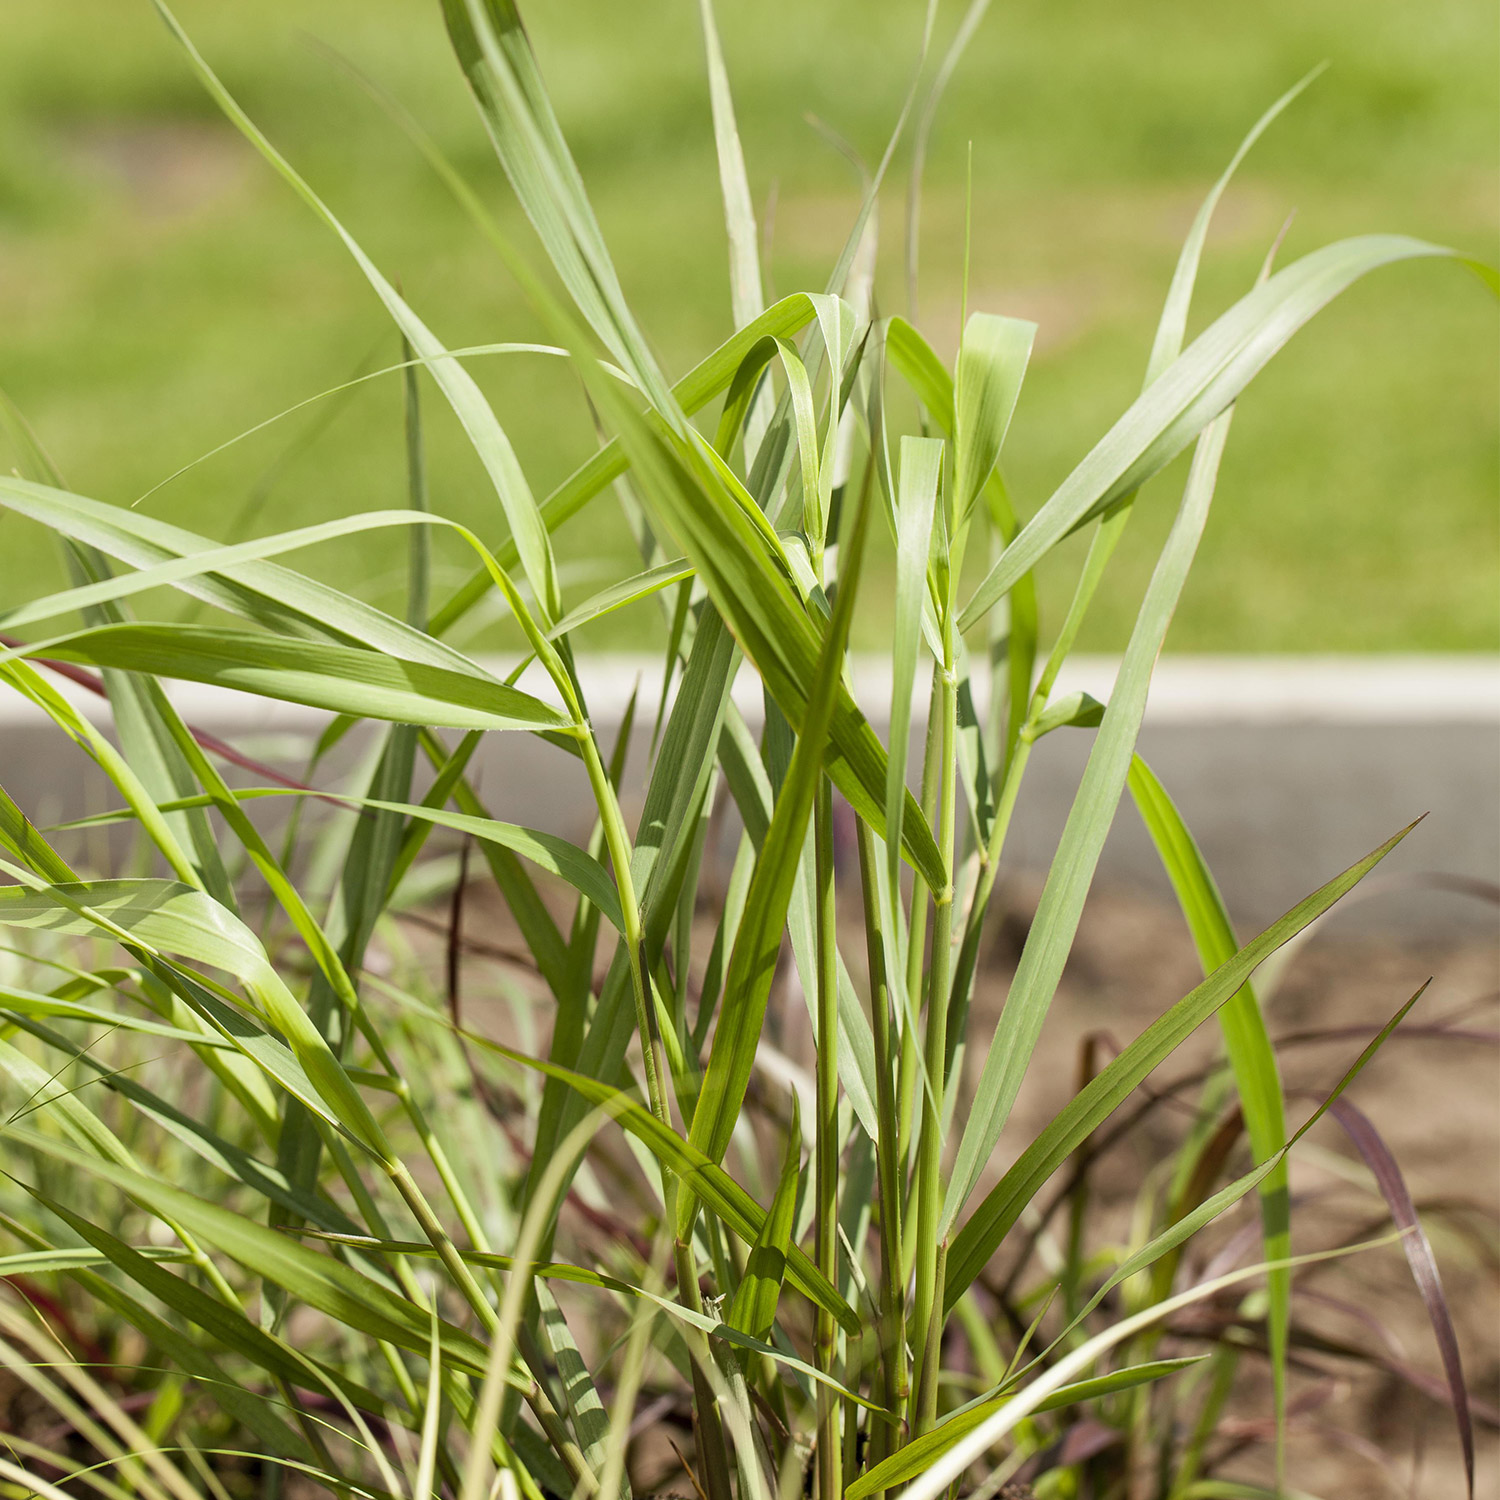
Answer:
[4, 654, 1496, 934]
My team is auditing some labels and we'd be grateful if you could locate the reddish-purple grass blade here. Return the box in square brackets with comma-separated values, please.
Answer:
[1328, 1094, 1475, 1497]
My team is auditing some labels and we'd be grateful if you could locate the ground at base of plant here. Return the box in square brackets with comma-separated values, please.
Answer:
[388, 873, 1496, 1498]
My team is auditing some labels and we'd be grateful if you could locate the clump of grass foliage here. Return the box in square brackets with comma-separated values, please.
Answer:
[0, 2, 1491, 1497]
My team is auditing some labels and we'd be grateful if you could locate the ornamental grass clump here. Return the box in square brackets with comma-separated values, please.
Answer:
[0, 3, 1490, 1497]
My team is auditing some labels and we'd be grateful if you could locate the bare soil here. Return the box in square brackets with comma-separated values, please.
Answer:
[3, 873, 1493, 1497]
[977, 880, 1500, 1498]
[443, 871, 1499, 1496]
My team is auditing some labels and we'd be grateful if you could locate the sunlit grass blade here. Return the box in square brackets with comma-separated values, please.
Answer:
[523, 612, 742, 1215]
[534, 1280, 617, 1486]
[0, 780, 76, 885]
[429, 292, 825, 637]
[943, 819, 1418, 1310]
[1128, 752, 1292, 1467]
[546, 557, 693, 641]
[121, 790, 628, 934]
[959, 235, 1466, 632]
[47, 505, 240, 909]
[883, 316, 1037, 764]
[903, 1238, 1410, 1500]
[587, 409, 945, 888]
[7, 623, 572, 734]
[416, 1304, 445, 1500]
[847, 1356, 1204, 1499]
[441, 0, 673, 417]
[887, 437, 941, 888]
[952, 313, 1035, 529]
[288, 1226, 879, 1415]
[9, 1131, 498, 1379]
[698, 0, 763, 333]
[2, 658, 205, 891]
[0, 480, 492, 673]
[946, 405, 1239, 1230]
[13, 1184, 373, 1454]
[686, 457, 872, 1181]
[153, 0, 562, 624]
[698, 0, 771, 464]
[0, 877, 389, 1153]
[3, 1006, 357, 1229]
[1025, 84, 1320, 725]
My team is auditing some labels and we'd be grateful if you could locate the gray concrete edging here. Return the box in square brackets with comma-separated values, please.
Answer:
[2, 654, 1496, 934]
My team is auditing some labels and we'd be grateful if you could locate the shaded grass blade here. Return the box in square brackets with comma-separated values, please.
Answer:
[465, 1031, 859, 1335]
[1327, 1095, 1474, 1497]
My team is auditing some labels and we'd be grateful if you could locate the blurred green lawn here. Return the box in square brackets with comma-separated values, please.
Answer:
[0, 0, 1495, 653]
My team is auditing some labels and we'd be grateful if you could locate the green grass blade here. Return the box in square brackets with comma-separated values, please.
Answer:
[0, 481, 488, 672]
[534, 1280, 619, 1487]
[466, 1031, 859, 1335]
[54, 532, 237, 910]
[291, 1227, 881, 1420]
[441, 0, 673, 417]
[6, 1131, 495, 1378]
[0, 878, 388, 1154]
[597, 418, 944, 888]
[428, 293, 823, 637]
[546, 558, 693, 640]
[1, 659, 205, 891]
[1128, 753, 1291, 1463]
[1040, 980, 1428, 1360]
[0, 503, 459, 637]
[726, 1097, 802, 1344]
[0, 781, 76, 885]
[945, 406, 1239, 1231]
[848, 1356, 1203, 1498]
[415, 1305, 444, 1500]
[1027, 81, 1324, 722]
[698, 0, 772, 468]
[163, 792, 627, 933]
[887, 438, 942, 887]
[952, 314, 1035, 529]
[885, 316, 1036, 765]
[8, 624, 572, 734]
[153, 0, 561, 623]
[2, 1008, 359, 1233]
[959, 236, 1462, 632]
[686, 459, 872, 1179]
[0, 986, 242, 1047]
[1148, 67, 1328, 383]
[102, 671, 237, 908]
[698, 0, 763, 333]
[402, 333, 430, 631]
[523, 613, 741, 1215]
[14, 1188, 358, 1457]
[943, 818, 1418, 1310]
[917, 1237, 1407, 1500]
